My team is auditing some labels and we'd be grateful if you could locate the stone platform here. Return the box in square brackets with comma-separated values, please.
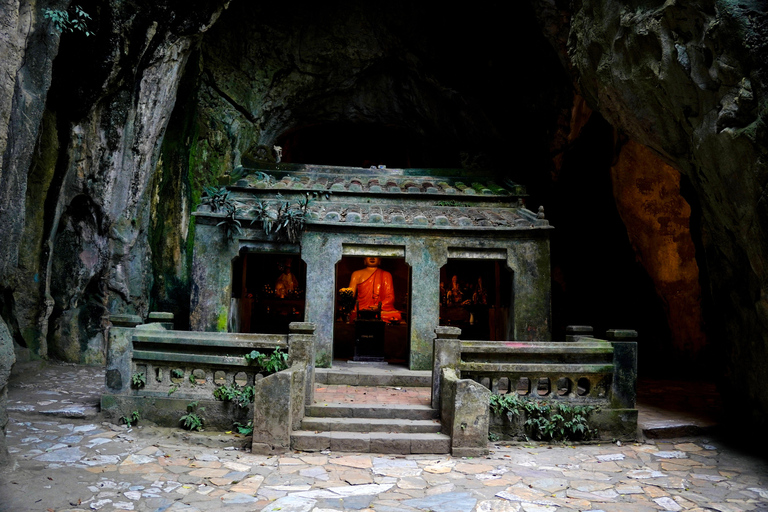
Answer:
[3, 361, 766, 512]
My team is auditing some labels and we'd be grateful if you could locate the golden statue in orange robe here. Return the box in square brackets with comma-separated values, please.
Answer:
[344, 257, 402, 323]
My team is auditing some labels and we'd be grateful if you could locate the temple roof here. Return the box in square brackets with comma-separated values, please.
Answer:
[195, 165, 551, 231]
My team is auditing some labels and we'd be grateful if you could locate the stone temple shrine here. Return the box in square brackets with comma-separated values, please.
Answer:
[189, 164, 553, 370]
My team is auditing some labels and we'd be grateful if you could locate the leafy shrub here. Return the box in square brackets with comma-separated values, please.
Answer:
[180, 401, 205, 431]
[489, 393, 597, 442]
[120, 410, 140, 428]
[213, 384, 255, 409]
[131, 372, 146, 389]
[244, 348, 288, 373]
[43, 5, 93, 36]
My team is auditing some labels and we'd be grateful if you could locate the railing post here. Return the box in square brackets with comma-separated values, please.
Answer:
[607, 329, 638, 409]
[432, 326, 461, 409]
[288, 322, 316, 406]
[105, 314, 143, 394]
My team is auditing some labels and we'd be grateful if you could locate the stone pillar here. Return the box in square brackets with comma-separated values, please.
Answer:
[190, 222, 237, 332]
[288, 322, 316, 406]
[301, 233, 342, 368]
[105, 314, 143, 394]
[406, 239, 447, 370]
[507, 239, 552, 341]
[608, 330, 638, 409]
[432, 326, 461, 409]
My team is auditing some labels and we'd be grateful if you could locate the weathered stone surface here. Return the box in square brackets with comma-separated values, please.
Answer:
[531, 0, 768, 434]
[0, 317, 15, 465]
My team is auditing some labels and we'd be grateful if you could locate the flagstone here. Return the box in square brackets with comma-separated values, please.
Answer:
[404, 492, 478, 512]
[453, 463, 496, 474]
[188, 460, 222, 469]
[427, 483, 456, 495]
[616, 484, 644, 494]
[220, 492, 259, 504]
[188, 468, 230, 478]
[581, 461, 623, 472]
[279, 457, 306, 465]
[300, 466, 329, 480]
[121, 454, 155, 465]
[652, 451, 688, 459]
[565, 488, 618, 502]
[299, 455, 328, 465]
[570, 480, 615, 492]
[653, 496, 682, 511]
[643, 485, 669, 498]
[476, 500, 522, 512]
[398, 476, 428, 489]
[525, 477, 567, 492]
[332, 456, 373, 469]
[674, 443, 703, 452]
[339, 469, 374, 485]
[561, 470, 612, 481]
[518, 504, 556, 512]
[229, 475, 265, 494]
[118, 463, 164, 474]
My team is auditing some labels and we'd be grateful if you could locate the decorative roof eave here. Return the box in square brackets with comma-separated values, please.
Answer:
[192, 210, 552, 232]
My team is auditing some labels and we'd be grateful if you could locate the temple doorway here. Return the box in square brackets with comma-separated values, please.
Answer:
[440, 259, 512, 340]
[333, 256, 411, 363]
[231, 250, 306, 333]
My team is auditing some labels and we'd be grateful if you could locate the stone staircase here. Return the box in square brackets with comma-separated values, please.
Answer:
[290, 364, 451, 454]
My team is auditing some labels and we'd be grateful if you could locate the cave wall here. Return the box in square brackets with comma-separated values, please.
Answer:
[531, 0, 768, 426]
[0, 0, 230, 363]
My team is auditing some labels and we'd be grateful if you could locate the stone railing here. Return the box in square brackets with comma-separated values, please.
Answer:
[432, 326, 637, 453]
[102, 318, 315, 433]
[129, 329, 289, 399]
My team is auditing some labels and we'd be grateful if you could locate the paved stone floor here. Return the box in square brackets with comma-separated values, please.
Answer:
[1, 361, 767, 512]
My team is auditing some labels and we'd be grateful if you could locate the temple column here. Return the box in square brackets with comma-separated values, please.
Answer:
[301, 233, 343, 367]
[507, 238, 552, 341]
[406, 239, 447, 370]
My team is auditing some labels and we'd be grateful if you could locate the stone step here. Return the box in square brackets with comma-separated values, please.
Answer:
[300, 417, 441, 433]
[291, 431, 451, 454]
[306, 402, 438, 420]
[316, 368, 431, 387]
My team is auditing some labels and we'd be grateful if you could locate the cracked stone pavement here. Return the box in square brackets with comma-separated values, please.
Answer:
[1, 361, 767, 512]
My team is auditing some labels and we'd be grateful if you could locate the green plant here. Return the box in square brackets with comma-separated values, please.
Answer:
[201, 186, 235, 213]
[131, 372, 146, 389]
[435, 200, 472, 207]
[244, 348, 289, 373]
[489, 393, 597, 442]
[120, 410, 140, 428]
[171, 369, 184, 379]
[250, 192, 322, 243]
[233, 420, 254, 436]
[230, 165, 248, 184]
[202, 186, 244, 239]
[180, 401, 205, 431]
[43, 5, 94, 36]
[168, 384, 179, 396]
[189, 373, 197, 384]
[213, 384, 255, 408]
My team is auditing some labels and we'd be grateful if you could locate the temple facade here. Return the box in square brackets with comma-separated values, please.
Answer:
[189, 165, 553, 370]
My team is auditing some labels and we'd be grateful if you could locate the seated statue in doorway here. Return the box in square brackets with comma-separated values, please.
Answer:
[343, 257, 402, 323]
[275, 260, 298, 298]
